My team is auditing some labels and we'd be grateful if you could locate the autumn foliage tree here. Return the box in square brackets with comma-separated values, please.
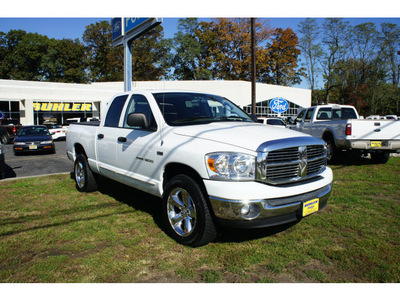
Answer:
[196, 18, 273, 81]
[259, 28, 305, 86]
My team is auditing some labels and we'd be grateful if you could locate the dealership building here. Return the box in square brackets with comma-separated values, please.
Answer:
[0, 79, 311, 125]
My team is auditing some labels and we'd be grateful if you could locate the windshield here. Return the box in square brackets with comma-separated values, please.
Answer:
[153, 92, 254, 126]
[18, 126, 50, 136]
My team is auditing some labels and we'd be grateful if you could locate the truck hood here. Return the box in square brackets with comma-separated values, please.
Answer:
[172, 122, 308, 152]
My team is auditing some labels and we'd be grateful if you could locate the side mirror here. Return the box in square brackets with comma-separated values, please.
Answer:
[127, 113, 149, 129]
[249, 114, 258, 122]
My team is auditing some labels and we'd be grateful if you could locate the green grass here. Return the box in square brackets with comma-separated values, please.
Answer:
[1, 157, 400, 283]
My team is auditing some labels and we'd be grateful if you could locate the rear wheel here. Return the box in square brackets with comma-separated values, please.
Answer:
[74, 154, 98, 192]
[162, 174, 217, 247]
[370, 152, 390, 164]
[1, 135, 9, 145]
[325, 138, 337, 163]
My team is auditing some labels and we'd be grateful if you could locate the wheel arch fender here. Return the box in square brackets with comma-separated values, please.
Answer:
[322, 129, 336, 146]
[73, 143, 87, 159]
[162, 162, 206, 194]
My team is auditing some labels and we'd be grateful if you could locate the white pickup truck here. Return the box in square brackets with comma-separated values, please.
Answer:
[290, 104, 400, 163]
[66, 90, 333, 246]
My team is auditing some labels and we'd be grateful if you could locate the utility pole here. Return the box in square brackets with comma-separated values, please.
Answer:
[251, 18, 256, 115]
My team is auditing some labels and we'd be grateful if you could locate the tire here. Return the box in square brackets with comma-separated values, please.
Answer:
[74, 154, 98, 192]
[162, 174, 217, 247]
[1, 135, 9, 145]
[370, 152, 390, 164]
[325, 138, 337, 163]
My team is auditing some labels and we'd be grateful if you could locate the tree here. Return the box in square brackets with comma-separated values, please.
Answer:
[260, 27, 305, 86]
[83, 20, 170, 82]
[379, 22, 400, 86]
[82, 21, 124, 82]
[321, 18, 349, 103]
[298, 18, 323, 103]
[41, 38, 88, 83]
[131, 25, 172, 81]
[0, 30, 49, 80]
[196, 18, 273, 81]
[171, 18, 211, 80]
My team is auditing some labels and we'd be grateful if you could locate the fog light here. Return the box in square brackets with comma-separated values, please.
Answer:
[240, 203, 261, 220]
[241, 204, 250, 216]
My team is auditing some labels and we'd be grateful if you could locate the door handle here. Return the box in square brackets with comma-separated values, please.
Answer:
[97, 134, 104, 139]
[118, 137, 127, 143]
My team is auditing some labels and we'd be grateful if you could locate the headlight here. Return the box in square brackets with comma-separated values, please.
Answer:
[205, 152, 255, 181]
[14, 142, 26, 145]
[40, 141, 53, 144]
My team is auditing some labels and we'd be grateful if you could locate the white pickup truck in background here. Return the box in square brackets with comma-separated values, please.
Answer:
[290, 104, 400, 163]
[66, 90, 332, 246]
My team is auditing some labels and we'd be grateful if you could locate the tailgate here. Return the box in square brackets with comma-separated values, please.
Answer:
[349, 120, 400, 140]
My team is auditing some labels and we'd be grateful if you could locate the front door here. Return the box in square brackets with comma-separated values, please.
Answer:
[114, 94, 160, 193]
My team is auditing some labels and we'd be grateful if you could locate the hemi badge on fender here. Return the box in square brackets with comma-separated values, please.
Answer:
[157, 151, 163, 156]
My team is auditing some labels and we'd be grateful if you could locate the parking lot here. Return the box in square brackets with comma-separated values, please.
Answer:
[1, 141, 73, 179]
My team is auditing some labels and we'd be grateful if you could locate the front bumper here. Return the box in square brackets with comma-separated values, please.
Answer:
[209, 183, 332, 229]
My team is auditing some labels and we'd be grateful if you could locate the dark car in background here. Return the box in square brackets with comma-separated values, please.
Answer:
[0, 118, 22, 144]
[13, 125, 55, 155]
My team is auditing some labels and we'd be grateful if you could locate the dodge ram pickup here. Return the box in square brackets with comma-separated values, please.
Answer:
[290, 104, 400, 164]
[66, 90, 333, 246]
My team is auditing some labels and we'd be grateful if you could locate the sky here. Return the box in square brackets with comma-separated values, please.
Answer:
[2, 17, 400, 42]
[1, 0, 400, 89]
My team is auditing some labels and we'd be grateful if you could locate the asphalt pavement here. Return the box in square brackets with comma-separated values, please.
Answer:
[1, 140, 74, 180]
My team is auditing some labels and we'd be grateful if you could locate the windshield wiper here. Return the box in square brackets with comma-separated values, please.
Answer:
[217, 116, 251, 122]
[172, 116, 214, 124]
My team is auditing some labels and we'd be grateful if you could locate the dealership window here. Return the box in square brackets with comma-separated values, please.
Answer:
[0, 100, 21, 121]
[33, 101, 98, 125]
[243, 99, 302, 118]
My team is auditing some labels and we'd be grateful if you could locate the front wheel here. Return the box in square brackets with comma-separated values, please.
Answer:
[162, 174, 217, 247]
[74, 154, 98, 192]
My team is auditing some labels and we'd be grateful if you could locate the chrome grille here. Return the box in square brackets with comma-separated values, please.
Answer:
[256, 137, 327, 185]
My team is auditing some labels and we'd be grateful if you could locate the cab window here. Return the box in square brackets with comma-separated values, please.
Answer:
[296, 110, 306, 122]
[316, 108, 332, 120]
[123, 94, 157, 130]
[104, 95, 128, 127]
[304, 108, 315, 122]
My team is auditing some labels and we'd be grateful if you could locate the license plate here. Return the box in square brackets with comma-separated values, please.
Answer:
[371, 141, 382, 147]
[303, 198, 319, 217]
[29, 145, 37, 150]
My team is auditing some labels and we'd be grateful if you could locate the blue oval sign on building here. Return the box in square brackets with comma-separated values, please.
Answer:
[270, 97, 289, 114]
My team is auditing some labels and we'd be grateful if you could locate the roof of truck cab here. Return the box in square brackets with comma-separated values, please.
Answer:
[120, 89, 221, 95]
[310, 104, 355, 109]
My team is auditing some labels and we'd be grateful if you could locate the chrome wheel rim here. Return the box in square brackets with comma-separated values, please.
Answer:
[167, 187, 197, 237]
[326, 142, 333, 161]
[75, 161, 85, 189]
